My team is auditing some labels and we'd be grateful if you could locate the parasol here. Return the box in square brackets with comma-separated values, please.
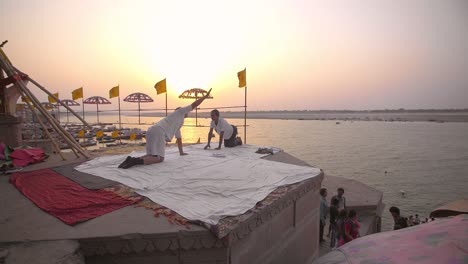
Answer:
[83, 96, 111, 124]
[40, 102, 57, 110]
[178, 88, 213, 126]
[59, 99, 80, 123]
[123, 92, 154, 124]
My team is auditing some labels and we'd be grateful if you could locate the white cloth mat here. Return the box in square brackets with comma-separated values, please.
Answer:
[75, 144, 321, 225]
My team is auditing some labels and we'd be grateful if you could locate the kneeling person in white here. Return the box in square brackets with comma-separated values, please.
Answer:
[204, 109, 242, 150]
[119, 89, 212, 169]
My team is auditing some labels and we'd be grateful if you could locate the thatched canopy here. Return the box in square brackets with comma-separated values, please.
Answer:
[40, 102, 57, 110]
[123, 92, 154, 103]
[83, 96, 111, 105]
[179, 88, 213, 99]
[60, 99, 80, 106]
[83, 96, 111, 124]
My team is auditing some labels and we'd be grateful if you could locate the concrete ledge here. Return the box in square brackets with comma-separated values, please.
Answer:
[1, 240, 84, 264]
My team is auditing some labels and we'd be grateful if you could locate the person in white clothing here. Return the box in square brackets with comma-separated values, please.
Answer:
[204, 109, 242, 150]
[119, 88, 212, 169]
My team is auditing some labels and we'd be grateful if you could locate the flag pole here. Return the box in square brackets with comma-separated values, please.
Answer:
[118, 94, 121, 129]
[165, 92, 168, 116]
[138, 100, 141, 124]
[96, 104, 99, 124]
[244, 85, 247, 144]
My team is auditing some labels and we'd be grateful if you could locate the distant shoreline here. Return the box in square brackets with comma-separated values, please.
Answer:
[109, 110, 468, 123]
[204, 111, 468, 122]
[57, 110, 468, 123]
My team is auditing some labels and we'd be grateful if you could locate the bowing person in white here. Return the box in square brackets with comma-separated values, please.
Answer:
[204, 109, 242, 150]
[119, 89, 212, 169]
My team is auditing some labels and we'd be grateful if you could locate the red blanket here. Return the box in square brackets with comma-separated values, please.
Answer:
[10, 169, 138, 225]
[10, 148, 47, 167]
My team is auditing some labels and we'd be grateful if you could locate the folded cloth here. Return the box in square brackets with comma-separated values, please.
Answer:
[10, 168, 139, 225]
[10, 148, 47, 167]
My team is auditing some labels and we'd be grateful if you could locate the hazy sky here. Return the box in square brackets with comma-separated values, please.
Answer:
[1, 0, 467, 110]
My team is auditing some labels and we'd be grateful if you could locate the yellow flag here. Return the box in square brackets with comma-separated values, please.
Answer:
[96, 131, 104, 138]
[111, 130, 120, 138]
[154, 79, 167, 95]
[130, 132, 137, 141]
[109, 85, 119, 99]
[78, 130, 86, 138]
[48, 93, 59, 103]
[237, 68, 246, 88]
[72, 87, 83, 100]
[21, 96, 31, 103]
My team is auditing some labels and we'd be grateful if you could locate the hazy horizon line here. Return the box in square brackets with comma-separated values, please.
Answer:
[55, 108, 468, 114]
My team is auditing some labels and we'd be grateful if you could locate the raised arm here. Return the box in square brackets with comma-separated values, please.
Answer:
[191, 88, 212, 110]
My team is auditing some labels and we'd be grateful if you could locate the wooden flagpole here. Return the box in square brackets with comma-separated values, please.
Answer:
[138, 100, 141, 124]
[118, 94, 121, 129]
[165, 92, 168, 116]
[244, 85, 247, 144]
[96, 104, 99, 124]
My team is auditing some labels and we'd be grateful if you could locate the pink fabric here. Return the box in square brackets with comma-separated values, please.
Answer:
[10, 169, 139, 225]
[10, 148, 47, 167]
[338, 219, 360, 246]
[336, 214, 468, 264]
[349, 219, 360, 239]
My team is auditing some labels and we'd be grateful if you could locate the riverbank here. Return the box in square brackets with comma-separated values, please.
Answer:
[131, 110, 468, 123]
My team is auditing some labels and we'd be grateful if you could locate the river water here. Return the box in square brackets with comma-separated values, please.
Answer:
[61, 114, 468, 231]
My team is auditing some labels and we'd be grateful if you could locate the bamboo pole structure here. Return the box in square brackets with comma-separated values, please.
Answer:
[15, 83, 89, 157]
[19, 90, 68, 160]
[0, 48, 90, 158]
[13, 66, 90, 128]
[16, 82, 86, 158]
[118, 95, 121, 129]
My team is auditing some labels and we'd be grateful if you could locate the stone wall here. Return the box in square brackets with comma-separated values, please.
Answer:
[229, 187, 321, 264]
[0, 115, 22, 147]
